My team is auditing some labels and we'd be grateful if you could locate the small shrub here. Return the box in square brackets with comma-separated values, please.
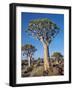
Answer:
[27, 66, 33, 72]
[24, 70, 28, 73]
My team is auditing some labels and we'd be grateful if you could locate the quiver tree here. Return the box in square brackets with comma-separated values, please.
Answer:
[22, 44, 37, 67]
[26, 18, 60, 71]
[51, 52, 63, 61]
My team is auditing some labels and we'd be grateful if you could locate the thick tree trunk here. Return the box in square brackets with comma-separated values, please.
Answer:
[28, 56, 31, 67]
[43, 44, 50, 71]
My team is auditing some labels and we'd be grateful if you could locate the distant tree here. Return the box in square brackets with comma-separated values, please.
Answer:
[26, 18, 60, 71]
[37, 57, 41, 61]
[51, 52, 63, 60]
[22, 44, 37, 67]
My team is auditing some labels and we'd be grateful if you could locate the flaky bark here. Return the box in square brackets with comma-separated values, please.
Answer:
[43, 44, 50, 71]
[40, 37, 50, 71]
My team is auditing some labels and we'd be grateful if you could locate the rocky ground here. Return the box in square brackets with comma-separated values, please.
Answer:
[21, 59, 64, 77]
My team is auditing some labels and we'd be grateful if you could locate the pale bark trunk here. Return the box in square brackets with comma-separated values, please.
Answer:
[28, 56, 31, 67]
[43, 44, 50, 71]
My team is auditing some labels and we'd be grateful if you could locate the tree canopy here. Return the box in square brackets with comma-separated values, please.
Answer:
[27, 18, 60, 45]
[22, 44, 37, 56]
[51, 52, 63, 58]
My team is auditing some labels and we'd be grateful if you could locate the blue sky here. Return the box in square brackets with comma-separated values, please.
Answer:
[21, 12, 64, 59]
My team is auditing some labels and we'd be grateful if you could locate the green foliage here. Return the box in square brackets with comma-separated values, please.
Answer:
[22, 44, 37, 56]
[37, 57, 41, 61]
[29, 18, 59, 29]
[22, 44, 36, 51]
[51, 52, 63, 59]
[26, 18, 60, 44]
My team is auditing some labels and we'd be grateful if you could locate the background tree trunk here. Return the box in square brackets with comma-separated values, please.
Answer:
[43, 44, 50, 71]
